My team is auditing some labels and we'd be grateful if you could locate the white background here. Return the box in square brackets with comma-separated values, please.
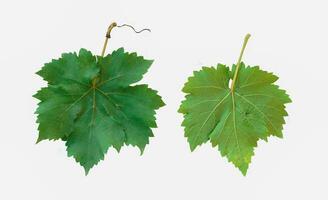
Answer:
[0, 0, 327, 199]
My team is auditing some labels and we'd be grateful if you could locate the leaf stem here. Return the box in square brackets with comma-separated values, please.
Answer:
[100, 22, 151, 57]
[230, 33, 251, 92]
[101, 22, 118, 57]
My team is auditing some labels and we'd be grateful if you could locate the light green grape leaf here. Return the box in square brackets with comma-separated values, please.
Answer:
[179, 34, 291, 175]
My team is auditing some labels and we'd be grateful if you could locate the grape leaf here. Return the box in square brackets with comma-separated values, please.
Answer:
[178, 35, 291, 175]
[34, 48, 164, 174]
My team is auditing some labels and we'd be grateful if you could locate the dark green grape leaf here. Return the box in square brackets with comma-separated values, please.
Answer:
[179, 63, 291, 175]
[34, 48, 164, 174]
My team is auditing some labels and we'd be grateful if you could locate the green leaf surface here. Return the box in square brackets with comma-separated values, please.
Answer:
[35, 48, 164, 174]
[179, 63, 291, 175]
